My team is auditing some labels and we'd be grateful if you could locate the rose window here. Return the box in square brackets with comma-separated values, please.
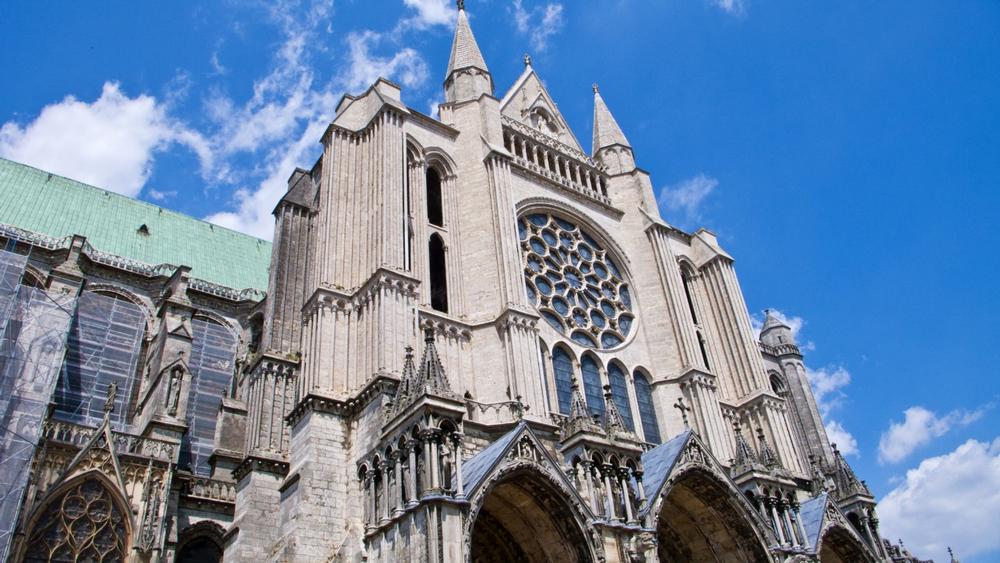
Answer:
[518, 212, 634, 349]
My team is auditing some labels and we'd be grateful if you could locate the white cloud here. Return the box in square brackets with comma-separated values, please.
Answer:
[805, 364, 859, 457]
[657, 174, 718, 227]
[146, 188, 177, 201]
[401, 0, 456, 29]
[203, 2, 430, 238]
[0, 82, 211, 197]
[879, 437, 1000, 560]
[341, 31, 429, 93]
[511, 0, 565, 52]
[825, 420, 859, 456]
[710, 0, 746, 16]
[878, 404, 992, 464]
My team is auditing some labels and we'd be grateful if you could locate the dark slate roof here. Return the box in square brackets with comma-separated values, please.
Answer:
[638, 430, 692, 515]
[799, 492, 829, 551]
[460, 421, 526, 495]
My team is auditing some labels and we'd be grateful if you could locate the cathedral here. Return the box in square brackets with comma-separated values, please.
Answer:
[0, 3, 935, 562]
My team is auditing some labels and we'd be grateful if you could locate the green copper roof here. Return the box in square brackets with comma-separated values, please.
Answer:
[0, 158, 271, 291]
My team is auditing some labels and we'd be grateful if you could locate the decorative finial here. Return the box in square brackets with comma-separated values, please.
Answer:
[592, 83, 599, 94]
[523, 53, 532, 67]
[673, 396, 691, 429]
[457, 0, 465, 10]
[104, 381, 118, 415]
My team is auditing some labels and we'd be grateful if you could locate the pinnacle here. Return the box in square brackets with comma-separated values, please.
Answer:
[592, 87, 631, 155]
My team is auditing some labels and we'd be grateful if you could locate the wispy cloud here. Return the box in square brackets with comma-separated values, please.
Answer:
[0, 82, 211, 198]
[709, 0, 746, 17]
[657, 173, 718, 228]
[805, 364, 859, 456]
[511, 0, 565, 52]
[879, 437, 1000, 559]
[400, 0, 456, 30]
[146, 188, 178, 201]
[878, 403, 994, 464]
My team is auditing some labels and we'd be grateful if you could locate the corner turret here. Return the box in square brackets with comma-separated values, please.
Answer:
[592, 84, 635, 174]
[444, 1, 493, 103]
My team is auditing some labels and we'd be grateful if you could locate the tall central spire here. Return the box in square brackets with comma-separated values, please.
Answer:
[444, 0, 492, 103]
[592, 84, 631, 154]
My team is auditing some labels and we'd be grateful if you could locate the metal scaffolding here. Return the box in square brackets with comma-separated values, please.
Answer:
[0, 249, 76, 561]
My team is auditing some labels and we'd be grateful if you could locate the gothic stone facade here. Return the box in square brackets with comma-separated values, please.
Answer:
[0, 4, 921, 563]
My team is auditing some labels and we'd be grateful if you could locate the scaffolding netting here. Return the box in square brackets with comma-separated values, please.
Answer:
[179, 318, 237, 476]
[0, 249, 76, 562]
[52, 291, 145, 430]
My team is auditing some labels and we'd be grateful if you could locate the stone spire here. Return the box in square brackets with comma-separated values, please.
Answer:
[602, 385, 629, 434]
[731, 419, 759, 470]
[761, 309, 790, 333]
[562, 377, 603, 438]
[591, 84, 631, 155]
[418, 328, 452, 395]
[444, 1, 492, 102]
[756, 427, 782, 470]
[830, 443, 872, 499]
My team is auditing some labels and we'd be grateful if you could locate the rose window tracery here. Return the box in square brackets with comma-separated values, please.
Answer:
[518, 212, 634, 349]
[25, 478, 128, 563]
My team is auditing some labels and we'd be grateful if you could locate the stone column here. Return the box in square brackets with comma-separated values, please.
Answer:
[454, 433, 465, 498]
[618, 470, 634, 523]
[781, 501, 798, 547]
[406, 440, 418, 506]
[393, 453, 404, 515]
[768, 497, 787, 545]
[583, 462, 600, 515]
[602, 466, 617, 520]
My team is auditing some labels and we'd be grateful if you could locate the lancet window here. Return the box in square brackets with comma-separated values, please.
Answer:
[429, 234, 448, 313]
[551, 346, 574, 415]
[607, 362, 634, 431]
[633, 370, 661, 444]
[581, 355, 605, 420]
[426, 167, 444, 227]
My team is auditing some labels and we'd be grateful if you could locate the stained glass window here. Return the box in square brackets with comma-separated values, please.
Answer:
[25, 478, 129, 562]
[608, 363, 634, 431]
[551, 347, 574, 415]
[634, 371, 661, 444]
[518, 213, 634, 350]
[581, 355, 604, 420]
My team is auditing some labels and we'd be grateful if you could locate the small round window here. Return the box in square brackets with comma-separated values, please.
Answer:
[518, 212, 634, 349]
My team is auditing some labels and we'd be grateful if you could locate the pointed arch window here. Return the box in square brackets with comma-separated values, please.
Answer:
[25, 478, 130, 562]
[426, 167, 444, 227]
[580, 355, 605, 420]
[608, 363, 634, 431]
[681, 269, 699, 324]
[429, 234, 448, 313]
[551, 347, 574, 414]
[633, 371, 661, 444]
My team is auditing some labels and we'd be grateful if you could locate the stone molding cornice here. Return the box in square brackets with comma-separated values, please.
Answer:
[285, 373, 399, 428]
[302, 267, 420, 317]
[759, 341, 803, 358]
[233, 453, 290, 482]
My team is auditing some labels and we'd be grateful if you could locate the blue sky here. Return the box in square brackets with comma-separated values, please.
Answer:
[2, 1, 998, 559]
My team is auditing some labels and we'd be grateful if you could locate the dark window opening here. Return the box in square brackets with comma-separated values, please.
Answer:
[697, 332, 711, 370]
[429, 234, 448, 313]
[682, 271, 698, 324]
[551, 347, 574, 414]
[426, 167, 444, 227]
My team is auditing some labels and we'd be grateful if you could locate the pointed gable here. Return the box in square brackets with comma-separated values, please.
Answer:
[500, 61, 584, 152]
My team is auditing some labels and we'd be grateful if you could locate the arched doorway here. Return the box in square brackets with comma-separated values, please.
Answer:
[818, 526, 871, 563]
[656, 469, 770, 562]
[23, 475, 131, 562]
[470, 469, 592, 563]
[176, 521, 226, 563]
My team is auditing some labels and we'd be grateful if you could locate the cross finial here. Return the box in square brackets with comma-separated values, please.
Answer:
[592, 83, 599, 94]
[523, 53, 532, 67]
[104, 381, 118, 415]
[457, 0, 464, 10]
[673, 396, 691, 428]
